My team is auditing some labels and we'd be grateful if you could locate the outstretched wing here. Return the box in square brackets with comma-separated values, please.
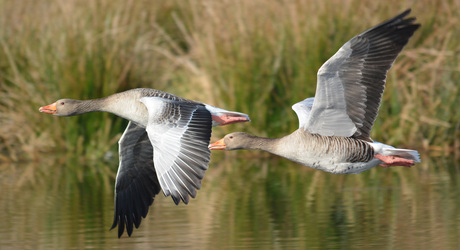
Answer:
[111, 121, 161, 238]
[303, 9, 420, 140]
[140, 97, 212, 205]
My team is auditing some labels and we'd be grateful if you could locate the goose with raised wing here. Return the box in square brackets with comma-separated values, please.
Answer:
[39, 88, 250, 237]
[209, 10, 420, 173]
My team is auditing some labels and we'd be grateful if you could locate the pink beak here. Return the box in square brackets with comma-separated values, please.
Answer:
[39, 102, 57, 114]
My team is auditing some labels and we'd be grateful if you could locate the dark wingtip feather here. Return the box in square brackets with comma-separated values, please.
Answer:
[361, 9, 420, 37]
[400, 9, 411, 17]
[171, 195, 180, 205]
[118, 218, 125, 238]
[110, 216, 123, 238]
[387, 9, 411, 23]
[110, 214, 119, 231]
[126, 215, 134, 237]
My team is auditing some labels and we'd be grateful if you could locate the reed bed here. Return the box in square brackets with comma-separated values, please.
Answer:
[0, 0, 458, 178]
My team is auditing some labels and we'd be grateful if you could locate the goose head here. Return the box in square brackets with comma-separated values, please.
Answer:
[39, 99, 88, 117]
[209, 132, 256, 150]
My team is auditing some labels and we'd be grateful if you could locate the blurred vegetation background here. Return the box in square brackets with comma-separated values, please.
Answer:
[0, 0, 458, 181]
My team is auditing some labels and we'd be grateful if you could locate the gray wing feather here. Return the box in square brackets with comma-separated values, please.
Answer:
[304, 9, 420, 139]
[141, 97, 212, 206]
[110, 121, 161, 238]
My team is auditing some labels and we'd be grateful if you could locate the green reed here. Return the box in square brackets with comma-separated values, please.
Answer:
[0, 0, 458, 177]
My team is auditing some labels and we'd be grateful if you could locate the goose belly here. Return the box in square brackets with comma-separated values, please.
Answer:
[277, 133, 377, 174]
[310, 158, 381, 174]
[286, 151, 379, 174]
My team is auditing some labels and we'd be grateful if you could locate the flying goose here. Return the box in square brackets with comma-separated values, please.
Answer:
[39, 88, 250, 237]
[209, 10, 421, 174]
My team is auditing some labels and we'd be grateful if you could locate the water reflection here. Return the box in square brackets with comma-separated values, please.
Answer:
[0, 154, 459, 249]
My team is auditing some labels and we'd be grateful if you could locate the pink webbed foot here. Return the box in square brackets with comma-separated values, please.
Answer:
[375, 154, 415, 167]
[212, 114, 249, 126]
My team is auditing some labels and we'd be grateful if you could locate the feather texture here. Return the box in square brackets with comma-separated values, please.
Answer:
[110, 122, 161, 237]
[303, 9, 420, 140]
[140, 97, 212, 205]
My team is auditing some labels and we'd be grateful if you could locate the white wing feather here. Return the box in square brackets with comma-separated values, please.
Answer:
[140, 97, 212, 204]
[292, 97, 315, 129]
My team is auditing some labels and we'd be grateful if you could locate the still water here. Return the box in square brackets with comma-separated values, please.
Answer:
[0, 153, 459, 249]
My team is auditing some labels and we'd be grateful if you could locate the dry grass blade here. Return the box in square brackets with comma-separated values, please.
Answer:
[0, 0, 458, 182]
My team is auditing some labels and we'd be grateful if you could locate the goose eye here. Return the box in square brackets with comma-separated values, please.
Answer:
[60, 101, 65, 105]
[229, 136, 234, 139]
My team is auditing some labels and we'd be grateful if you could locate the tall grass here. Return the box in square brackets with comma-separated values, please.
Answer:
[0, 0, 458, 172]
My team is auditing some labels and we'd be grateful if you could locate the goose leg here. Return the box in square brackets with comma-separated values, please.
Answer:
[375, 154, 415, 167]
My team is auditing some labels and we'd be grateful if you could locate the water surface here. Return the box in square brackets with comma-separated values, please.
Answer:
[0, 154, 459, 249]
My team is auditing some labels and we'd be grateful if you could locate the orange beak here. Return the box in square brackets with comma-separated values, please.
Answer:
[39, 102, 57, 114]
[208, 138, 226, 150]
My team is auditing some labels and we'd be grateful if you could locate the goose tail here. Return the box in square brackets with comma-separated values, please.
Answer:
[381, 148, 421, 163]
[370, 141, 421, 165]
[205, 105, 250, 126]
